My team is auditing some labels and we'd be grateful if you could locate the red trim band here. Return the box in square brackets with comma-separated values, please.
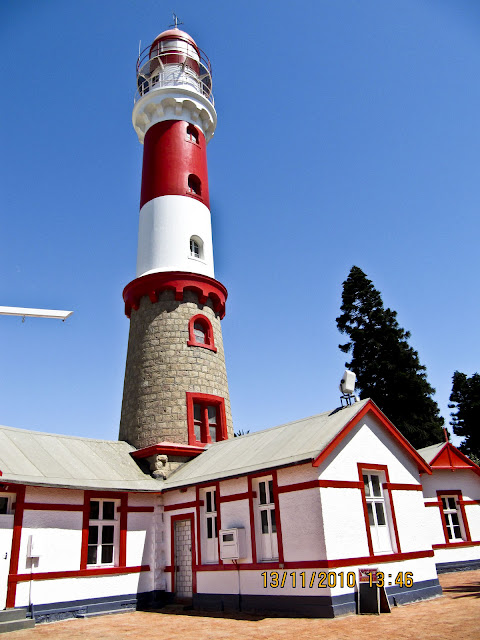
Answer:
[123, 272, 228, 319]
[218, 492, 250, 503]
[23, 503, 84, 511]
[432, 540, 480, 549]
[6, 485, 25, 608]
[11, 565, 150, 583]
[383, 483, 423, 492]
[164, 501, 200, 512]
[165, 549, 434, 573]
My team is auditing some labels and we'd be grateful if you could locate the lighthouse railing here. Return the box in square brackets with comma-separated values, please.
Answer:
[135, 47, 214, 105]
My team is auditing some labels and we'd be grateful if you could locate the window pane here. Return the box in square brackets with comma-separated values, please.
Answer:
[363, 475, 370, 497]
[215, 516, 218, 538]
[260, 510, 268, 533]
[268, 480, 274, 503]
[0, 498, 8, 514]
[103, 502, 115, 520]
[451, 513, 459, 526]
[448, 498, 456, 510]
[207, 517, 213, 539]
[194, 322, 206, 342]
[206, 491, 212, 513]
[214, 491, 218, 512]
[210, 425, 218, 442]
[367, 503, 374, 526]
[259, 482, 267, 505]
[194, 423, 201, 441]
[375, 502, 386, 526]
[102, 525, 114, 544]
[441, 497, 447, 510]
[271, 509, 277, 533]
[101, 544, 114, 564]
[88, 526, 98, 545]
[208, 406, 217, 425]
[194, 404, 202, 421]
[371, 475, 381, 497]
[89, 501, 99, 520]
[261, 509, 269, 533]
[87, 545, 97, 565]
[453, 525, 461, 539]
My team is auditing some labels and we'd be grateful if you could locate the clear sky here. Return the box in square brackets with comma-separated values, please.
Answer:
[1, 0, 479, 447]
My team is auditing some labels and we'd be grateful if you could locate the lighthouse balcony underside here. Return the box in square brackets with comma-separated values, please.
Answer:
[135, 57, 213, 105]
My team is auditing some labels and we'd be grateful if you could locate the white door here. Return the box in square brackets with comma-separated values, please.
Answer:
[0, 515, 14, 610]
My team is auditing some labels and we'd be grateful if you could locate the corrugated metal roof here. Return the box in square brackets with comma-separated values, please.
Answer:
[416, 442, 444, 464]
[0, 425, 162, 492]
[163, 399, 370, 489]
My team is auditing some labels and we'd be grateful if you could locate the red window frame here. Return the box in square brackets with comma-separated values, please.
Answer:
[436, 490, 472, 544]
[187, 314, 217, 352]
[186, 392, 227, 445]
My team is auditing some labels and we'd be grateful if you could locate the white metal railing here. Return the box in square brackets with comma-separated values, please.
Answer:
[134, 47, 214, 105]
[134, 62, 214, 105]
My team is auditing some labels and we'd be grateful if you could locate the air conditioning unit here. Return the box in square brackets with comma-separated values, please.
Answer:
[219, 528, 247, 560]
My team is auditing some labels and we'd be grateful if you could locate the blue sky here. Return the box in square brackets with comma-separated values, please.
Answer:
[1, 1, 479, 446]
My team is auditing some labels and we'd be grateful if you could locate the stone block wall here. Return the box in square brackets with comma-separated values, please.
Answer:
[119, 289, 233, 449]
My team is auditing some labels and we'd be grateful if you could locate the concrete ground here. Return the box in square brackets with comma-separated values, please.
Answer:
[6, 569, 480, 640]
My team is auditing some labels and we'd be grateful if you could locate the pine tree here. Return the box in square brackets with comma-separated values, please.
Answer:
[449, 371, 480, 460]
[336, 266, 444, 448]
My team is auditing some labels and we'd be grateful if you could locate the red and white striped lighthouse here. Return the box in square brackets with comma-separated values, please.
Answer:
[119, 26, 234, 461]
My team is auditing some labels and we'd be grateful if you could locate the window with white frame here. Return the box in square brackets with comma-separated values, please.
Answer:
[87, 499, 119, 566]
[254, 477, 278, 561]
[440, 495, 464, 541]
[189, 235, 204, 260]
[362, 472, 393, 554]
[201, 488, 218, 563]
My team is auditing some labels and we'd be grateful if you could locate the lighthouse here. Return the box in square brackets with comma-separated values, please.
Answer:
[119, 26, 233, 457]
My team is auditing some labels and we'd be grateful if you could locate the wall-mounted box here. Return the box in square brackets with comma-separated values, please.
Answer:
[219, 528, 247, 560]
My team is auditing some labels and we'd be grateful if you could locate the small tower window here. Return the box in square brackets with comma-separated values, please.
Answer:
[190, 238, 200, 258]
[188, 314, 217, 352]
[188, 174, 201, 196]
[186, 124, 199, 144]
[189, 235, 204, 260]
[194, 321, 206, 343]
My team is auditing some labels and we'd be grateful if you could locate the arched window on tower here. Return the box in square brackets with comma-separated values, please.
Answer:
[189, 235, 203, 260]
[186, 124, 199, 144]
[188, 314, 217, 352]
[188, 174, 202, 196]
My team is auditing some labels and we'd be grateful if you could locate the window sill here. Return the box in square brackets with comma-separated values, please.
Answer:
[186, 192, 204, 202]
[188, 256, 207, 265]
[433, 540, 480, 549]
[187, 340, 217, 353]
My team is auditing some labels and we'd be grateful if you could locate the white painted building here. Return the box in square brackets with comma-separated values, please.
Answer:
[3, 399, 479, 625]
[418, 442, 480, 573]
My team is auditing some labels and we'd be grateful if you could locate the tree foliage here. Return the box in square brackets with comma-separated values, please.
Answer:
[336, 266, 444, 448]
[449, 371, 480, 460]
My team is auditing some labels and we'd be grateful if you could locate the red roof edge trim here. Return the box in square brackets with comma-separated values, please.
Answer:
[430, 443, 480, 477]
[131, 441, 206, 459]
[312, 399, 432, 474]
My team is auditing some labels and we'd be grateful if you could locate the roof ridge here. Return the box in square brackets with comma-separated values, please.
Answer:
[214, 400, 369, 443]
